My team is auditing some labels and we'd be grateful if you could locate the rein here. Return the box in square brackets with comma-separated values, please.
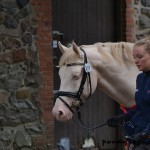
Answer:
[54, 48, 107, 130]
[74, 107, 107, 130]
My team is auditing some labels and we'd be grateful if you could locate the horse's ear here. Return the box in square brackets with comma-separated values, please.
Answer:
[58, 41, 68, 53]
[72, 42, 80, 56]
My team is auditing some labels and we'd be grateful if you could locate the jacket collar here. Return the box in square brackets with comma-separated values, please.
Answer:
[144, 70, 150, 76]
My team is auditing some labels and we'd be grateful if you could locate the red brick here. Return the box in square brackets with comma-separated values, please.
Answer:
[13, 48, 26, 62]
[32, 0, 54, 148]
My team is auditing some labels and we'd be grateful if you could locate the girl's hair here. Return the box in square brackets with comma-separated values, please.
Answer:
[134, 37, 150, 53]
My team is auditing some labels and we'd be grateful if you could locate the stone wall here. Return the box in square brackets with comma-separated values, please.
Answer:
[0, 0, 53, 149]
[133, 0, 150, 40]
[125, 0, 150, 42]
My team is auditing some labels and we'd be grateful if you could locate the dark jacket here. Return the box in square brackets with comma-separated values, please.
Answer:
[126, 71, 150, 137]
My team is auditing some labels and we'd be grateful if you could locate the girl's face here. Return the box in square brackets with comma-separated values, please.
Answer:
[133, 45, 150, 72]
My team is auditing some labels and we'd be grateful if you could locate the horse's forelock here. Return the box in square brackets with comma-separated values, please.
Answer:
[59, 50, 77, 67]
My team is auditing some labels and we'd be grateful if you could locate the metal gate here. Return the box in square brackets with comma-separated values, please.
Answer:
[52, 0, 123, 149]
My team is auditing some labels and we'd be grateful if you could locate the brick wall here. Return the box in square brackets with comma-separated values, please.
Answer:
[32, 0, 54, 149]
[121, 0, 136, 42]
[126, 0, 136, 42]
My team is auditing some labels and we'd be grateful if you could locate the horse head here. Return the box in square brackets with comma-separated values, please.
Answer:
[52, 42, 98, 121]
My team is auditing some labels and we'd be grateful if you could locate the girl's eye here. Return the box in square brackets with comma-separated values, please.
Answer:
[138, 56, 143, 59]
[134, 55, 143, 59]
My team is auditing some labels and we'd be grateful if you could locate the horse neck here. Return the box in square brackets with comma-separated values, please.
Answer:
[87, 49, 139, 108]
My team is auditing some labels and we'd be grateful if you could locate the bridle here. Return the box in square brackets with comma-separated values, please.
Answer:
[54, 48, 107, 130]
[55, 48, 92, 113]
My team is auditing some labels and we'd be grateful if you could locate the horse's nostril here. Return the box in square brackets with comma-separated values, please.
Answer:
[59, 111, 63, 117]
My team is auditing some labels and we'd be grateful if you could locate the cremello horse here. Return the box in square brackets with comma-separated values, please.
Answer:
[52, 42, 140, 122]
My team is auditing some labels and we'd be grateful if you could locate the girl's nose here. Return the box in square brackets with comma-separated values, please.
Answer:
[134, 58, 139, 64]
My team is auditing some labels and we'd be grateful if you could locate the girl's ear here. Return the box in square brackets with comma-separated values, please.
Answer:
[58, 41, 68, 53]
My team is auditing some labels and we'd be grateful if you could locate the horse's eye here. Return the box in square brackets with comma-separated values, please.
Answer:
[72, 75, 80, 80]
